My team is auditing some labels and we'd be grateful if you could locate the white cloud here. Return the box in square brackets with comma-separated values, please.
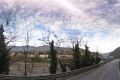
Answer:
[0, 0, 120, 53]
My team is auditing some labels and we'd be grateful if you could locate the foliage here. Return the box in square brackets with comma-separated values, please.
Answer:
[94, 52, 101, 64]
[0, 24, 10, 74]
[72, 42, 81, 69]
[49, 40, 58, 74]
[81, 45, 93, 67]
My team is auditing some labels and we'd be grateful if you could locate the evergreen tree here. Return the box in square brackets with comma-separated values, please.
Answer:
[89, 53, 95, 65]
[94, 52, 101, 64]
[82, 45, 91, 67]
[49, 40, 58, 74]
[73, 42, 81, 69]
[0, 24, 10, 74]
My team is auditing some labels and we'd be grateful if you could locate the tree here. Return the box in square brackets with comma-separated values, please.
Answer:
[94, 52, 101, 64]
[73, 42, 81, 69]
[49, 40, 58, 74]
[39, 28, 65, 73]
[68, 30, 83, 70]
[89, 53, 95, 65]
[0, 24, 10, 74]
[22, 26, 33, 76]
[58, 58, 67, 72]
[82, 45, 92, 67]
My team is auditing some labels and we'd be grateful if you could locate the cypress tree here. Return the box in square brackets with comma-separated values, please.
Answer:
[82, 45, 91, 67]
[73, 42, 81, 69]
[94, 52, 101, 64]
[90, 53, 95, 65]
[0, 24, 10, 74]
[49, 40, 58, 74]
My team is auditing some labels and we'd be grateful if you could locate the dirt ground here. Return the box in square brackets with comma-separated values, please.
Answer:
[9, 62, 64, 76]
[10, 62, 50, 76]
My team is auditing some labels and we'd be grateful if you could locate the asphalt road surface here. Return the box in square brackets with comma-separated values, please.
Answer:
[68, 59, 120, 80]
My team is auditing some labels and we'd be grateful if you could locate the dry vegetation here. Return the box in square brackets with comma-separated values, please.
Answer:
[9, 52, 71, 76]
[10, 62, 50, 76]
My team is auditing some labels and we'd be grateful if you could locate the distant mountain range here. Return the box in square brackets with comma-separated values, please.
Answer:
[101, 47, 120, 59]
[101, 53, 111, 58]
[7, 45, 91, 54]
[8, 46, 120, 59]
[7, 45, 75, 53]
[8, 46, 105, 59]
[7, 45, 50, 52]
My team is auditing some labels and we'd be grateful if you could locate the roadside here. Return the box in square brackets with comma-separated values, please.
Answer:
[67, 59, 120, 80]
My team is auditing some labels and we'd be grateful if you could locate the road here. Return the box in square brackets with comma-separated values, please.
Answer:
[68, 59, 120, 80]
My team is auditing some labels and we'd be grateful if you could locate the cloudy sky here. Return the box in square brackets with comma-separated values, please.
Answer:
[0, 0, 120, 53]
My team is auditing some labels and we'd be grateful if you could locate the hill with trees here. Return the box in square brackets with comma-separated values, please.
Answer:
[109, 47, 120, 59]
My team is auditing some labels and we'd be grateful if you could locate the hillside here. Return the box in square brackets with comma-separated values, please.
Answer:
[109, 47, 120, 59]
[7, 46, 86, 53]
[8, 46, 103, 58]
[7, 45, 50, 52]
[7, 46, 80, 54]
[101, 53, 111, 58]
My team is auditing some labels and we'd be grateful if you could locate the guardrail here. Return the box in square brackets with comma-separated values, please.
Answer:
[0, 62, 107, 80]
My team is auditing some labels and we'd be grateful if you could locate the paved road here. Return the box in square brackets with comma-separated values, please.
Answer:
[68, 59, 120, 80]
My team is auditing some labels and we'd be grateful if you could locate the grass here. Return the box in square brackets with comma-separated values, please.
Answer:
[31, 57, 50, 63]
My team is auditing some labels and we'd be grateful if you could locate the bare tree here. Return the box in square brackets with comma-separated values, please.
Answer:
[68, 30, 83, 48]
[21, 26, 33, 76]
[39, 27, 64, 50]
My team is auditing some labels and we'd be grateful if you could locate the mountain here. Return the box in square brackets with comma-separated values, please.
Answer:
[7, 45, 74, 53]
[7, 46, 87, 54]
[7, 46, 104, 59]
[7, 45, 50, 52]
[109, 47, 120, 59]
[101, 53, 111, 58]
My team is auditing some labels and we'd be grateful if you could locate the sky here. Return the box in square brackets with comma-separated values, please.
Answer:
[0, 0, 120, 53]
